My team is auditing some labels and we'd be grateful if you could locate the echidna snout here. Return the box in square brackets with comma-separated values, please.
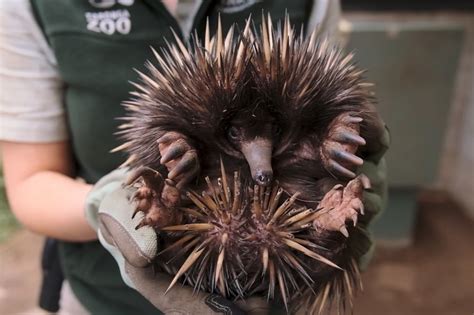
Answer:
[226, 110, 276, 186]
[241, 140, 273, 186]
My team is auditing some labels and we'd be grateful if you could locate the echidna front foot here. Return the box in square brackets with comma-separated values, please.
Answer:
[313, 175, 370, 237]
[157, 131, 200, 190]
[126, 167, 182, 230]
[320, 113, 366, 179]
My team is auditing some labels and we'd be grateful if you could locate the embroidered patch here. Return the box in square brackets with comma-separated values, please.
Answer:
[85, 9, 132, 35]
[217, 0, 262, 14]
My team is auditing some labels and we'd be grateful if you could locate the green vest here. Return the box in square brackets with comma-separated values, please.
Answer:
[30, 1, 311, 314]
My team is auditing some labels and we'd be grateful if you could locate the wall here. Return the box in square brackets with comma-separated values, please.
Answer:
[439, 15, 474, 218]
[343, 12, 474, 218]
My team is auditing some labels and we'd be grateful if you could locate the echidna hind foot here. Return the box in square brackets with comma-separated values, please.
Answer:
[313, 175, 370, 238]
[126, 166, 182, 229]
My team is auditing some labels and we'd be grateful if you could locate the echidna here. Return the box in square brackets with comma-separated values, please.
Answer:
[115, 14, 385, 314]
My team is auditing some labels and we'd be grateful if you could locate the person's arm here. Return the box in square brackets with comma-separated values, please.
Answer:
[0, 0, 96, 241]
[1, 141, 96, 241]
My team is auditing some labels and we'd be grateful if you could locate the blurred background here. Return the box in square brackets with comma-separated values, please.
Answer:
[1, 1, 473, 314]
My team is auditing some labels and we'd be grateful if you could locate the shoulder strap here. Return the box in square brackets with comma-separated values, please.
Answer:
[29, 0, 51, 45]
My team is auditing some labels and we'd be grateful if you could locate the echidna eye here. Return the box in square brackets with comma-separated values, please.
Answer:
[228, 126, 240, 140]
[273, 125, 282, 136]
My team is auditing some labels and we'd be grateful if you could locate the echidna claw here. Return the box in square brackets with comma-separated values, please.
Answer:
[321, 112, 366, 179]
[339, 226, 349, 237]
[160, 140, 187, 164]
[135, 220, 148, 230]
[329, 160, 356, 179]
[131, 208, 141, 219]
[347, 116, 363, 124]
[359, 174, 371, 190]
[168, 150, 198, 180]
[333, 149, 364, 166]
[337, 132, 366, 146]
[351, 214, 358, 226]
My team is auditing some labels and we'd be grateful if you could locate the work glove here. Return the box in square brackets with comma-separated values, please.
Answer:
[85, 169, 269, 315]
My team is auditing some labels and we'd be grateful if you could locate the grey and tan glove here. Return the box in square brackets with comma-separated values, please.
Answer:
[85, 169, 269, 315]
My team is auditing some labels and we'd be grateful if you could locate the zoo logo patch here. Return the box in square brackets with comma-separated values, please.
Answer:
[217, 0, 262, 13]
[85, 0, 134, 35]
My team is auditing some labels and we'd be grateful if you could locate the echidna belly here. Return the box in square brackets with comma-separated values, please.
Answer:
[157, 167, 347, 307]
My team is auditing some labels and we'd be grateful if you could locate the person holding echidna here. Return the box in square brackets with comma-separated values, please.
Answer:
[0, 0, 388, 314]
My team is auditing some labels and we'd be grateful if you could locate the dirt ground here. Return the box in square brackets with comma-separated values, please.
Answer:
[355, 191, 474, 315]
[0, 191, 473, 315]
